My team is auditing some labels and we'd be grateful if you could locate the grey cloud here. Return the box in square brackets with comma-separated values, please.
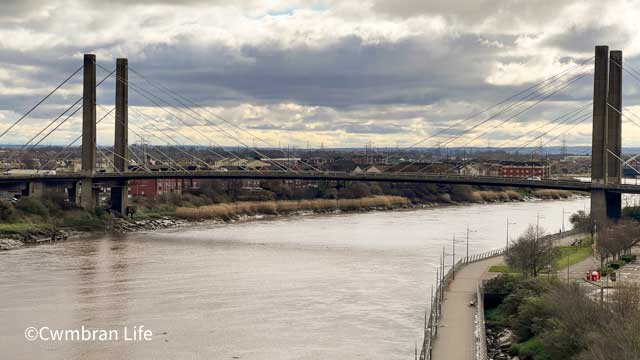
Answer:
[545, 24, 632, 54]
[370, 0, 575, 25]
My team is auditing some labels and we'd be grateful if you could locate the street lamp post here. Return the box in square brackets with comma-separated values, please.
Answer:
[536, 212, 545, 241]
[466, 224, 477, 261]
[452, 234, 456, 280]
[506, 218, 516, 253]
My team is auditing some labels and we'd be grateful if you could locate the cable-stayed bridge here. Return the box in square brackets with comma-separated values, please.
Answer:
[0, 46, 637, 227]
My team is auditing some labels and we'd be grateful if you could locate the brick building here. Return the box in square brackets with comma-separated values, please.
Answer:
[129, 178, 199, 197]
[499, 163, 550, 178]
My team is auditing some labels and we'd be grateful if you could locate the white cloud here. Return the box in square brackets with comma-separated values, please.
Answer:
[1, 0, 640, 147]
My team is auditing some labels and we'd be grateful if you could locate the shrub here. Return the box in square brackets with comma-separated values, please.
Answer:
[15, 197, 49, 217]
[0, 200, 15, 221]
[510, 337, 551, 360]
[62, 211, 106, 231]
[623, 206, 640, 221]
[607, 260, 625, 270]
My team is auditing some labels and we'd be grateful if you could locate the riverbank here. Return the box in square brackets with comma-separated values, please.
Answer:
[0, 189, 582, 251]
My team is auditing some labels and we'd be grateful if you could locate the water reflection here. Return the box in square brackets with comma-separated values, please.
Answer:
[0, 198, 589, 359]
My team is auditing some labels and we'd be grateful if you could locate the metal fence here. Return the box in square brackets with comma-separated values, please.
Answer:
[420, 246, 507, 360]
[418, 228, 581, 360]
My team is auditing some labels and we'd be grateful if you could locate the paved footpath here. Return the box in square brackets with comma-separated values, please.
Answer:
[431, 233, 585, 360]
[431, 255, 504, 360]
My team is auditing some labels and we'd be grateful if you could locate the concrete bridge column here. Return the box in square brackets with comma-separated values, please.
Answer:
[68, 182, 78, 206]
[79, 179, 98, 210]
[591, 45, 609, 227]
[110, 58, 128, 216]
[591, 46, 623, 226]
[606, 50, 623, 219]
[81, 54, 97, 210]
[23, 181, 44, 197]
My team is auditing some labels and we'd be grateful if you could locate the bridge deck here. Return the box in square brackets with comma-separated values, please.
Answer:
[1, 170, 638, 193]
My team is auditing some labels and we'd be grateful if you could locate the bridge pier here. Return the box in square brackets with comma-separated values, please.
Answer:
[590, 46, 623, 227]
[79, 179, 98, 209]
[23, 181, 44, 197]
[68, 183, 77, 205]
[110, 58, 128, 216]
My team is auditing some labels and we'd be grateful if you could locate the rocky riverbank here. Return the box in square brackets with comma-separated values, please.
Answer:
[0, 239, 24, 251]
[486, 327, 517, 360]
[0, 192, 585, 251]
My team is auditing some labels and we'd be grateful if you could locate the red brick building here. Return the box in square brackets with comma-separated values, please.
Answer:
[499, 164, 550, 178]
[129, 178, 199, 197]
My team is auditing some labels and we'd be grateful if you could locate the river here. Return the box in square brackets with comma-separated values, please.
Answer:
[0, 198, 590, 359]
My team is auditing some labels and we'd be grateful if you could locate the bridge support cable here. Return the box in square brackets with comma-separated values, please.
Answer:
[440, 71, 591, 150]
[96, 146, 121, 174]
[125, 85, 291, 172]
[97, 64, 292, 172]
[125, 145, 153, 173]
[0, 65, 84, 140]
[493, 102, 592, 149]
[424, 110, 592, 175]
[37, 107, 115, 171]
[121, 120, 192, 173]
[507, 106, 593, 153]
[520, 114, 592, 155]
[126, 142, 173, 172]
[395, 57, 593, 173]
[117, 113, 197, 173]
[128, 106, 231, 163]
[15, 69, 114, 154]
[97, 104, 185, 173]
[6, 69, 115, 168]
[453, 72, 591, 149]
[124, 76, 286, 172]
[133, 116, 225, 171]
[127, 103, 233, 161]
[128, 67, 323, 172]
[394, 66, 593, 173]
[398, 57, 595, 151]
[103, 101, 218, 167]
[107, 104, 232, 173]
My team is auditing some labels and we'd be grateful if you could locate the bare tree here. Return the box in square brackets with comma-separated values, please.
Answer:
[596, 221, 640, 270]
[570, 210, 595, 239]
[577, 284, 640, 360]
[506, 224, 558, 277]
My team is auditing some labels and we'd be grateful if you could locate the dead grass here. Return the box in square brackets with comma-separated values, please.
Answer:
[175, 196, 410, 219]
[531, 189, 573, 199]
[472, 190, 523, 202]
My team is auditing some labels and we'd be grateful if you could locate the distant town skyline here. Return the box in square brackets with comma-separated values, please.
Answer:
[1, 0, 640, 148]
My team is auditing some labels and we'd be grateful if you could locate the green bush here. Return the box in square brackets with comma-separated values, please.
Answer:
[623, 206, 640, 221]
[62, 211, 106, 231]
[510, 337, 551, 360]
[512, 297, 551, 341]
[0, 200, 15, 221]
[15, 197, 49, 217]
[620, 254, 637, 263]
[607, 260, 625, 270]
[41, 191, 69, 215]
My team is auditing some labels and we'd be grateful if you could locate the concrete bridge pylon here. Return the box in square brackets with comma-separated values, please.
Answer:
[79, 54, 97, 210]
[591, 45, 623, 227]
[110, 58, 128, 216]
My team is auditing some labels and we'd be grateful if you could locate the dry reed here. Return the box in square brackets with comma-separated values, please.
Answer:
[175, 195, 410, 219]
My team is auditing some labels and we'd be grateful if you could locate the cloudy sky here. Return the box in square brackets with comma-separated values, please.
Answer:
[1, 0, 640, 148]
